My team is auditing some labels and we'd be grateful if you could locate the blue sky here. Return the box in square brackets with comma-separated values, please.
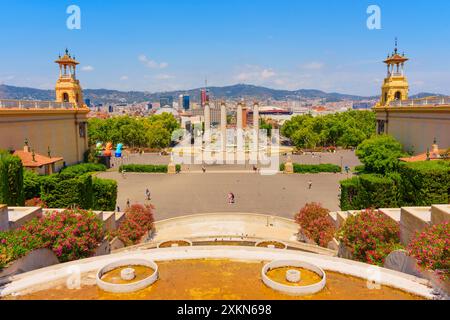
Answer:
[0, 0, 449, 96]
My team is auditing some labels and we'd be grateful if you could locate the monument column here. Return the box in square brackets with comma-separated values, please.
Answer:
[236, 102, 244, 162]
[204, 103, 211, 136]
[220, 102, 227, 152]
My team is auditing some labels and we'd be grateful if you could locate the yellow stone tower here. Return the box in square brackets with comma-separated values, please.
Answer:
[55, 49, 85, 107]
[376, 39, 409, 107]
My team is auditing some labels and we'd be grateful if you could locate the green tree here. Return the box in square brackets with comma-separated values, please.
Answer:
[0, 152, 25, 206]
[356, 135, 406, 174]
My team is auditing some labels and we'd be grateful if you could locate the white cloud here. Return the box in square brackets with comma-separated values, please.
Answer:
[155, 74, 175, 80]
[301, 62, 324, 70]
[120, 75, 129, 81]
[138, 55, 168, 69]
[81, 65, 94, 72]
[235, 66, 276, 82]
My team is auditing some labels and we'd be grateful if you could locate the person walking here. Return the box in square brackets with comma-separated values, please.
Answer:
[228, 192, 235, 204]
[202, 165, 206, 173]
[146, 188, 151, 201]
[308, 180, 313, 190]
[126, 199, 131, 209]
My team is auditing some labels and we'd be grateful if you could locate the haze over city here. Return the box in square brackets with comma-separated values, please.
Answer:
[1, 0, 450, 95]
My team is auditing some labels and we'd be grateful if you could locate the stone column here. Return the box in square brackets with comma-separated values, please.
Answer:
[253, 102, 260, 147]
[236, 102, 243, 131]
[236, 102, 244, 161]
[204, 103, 211, 148]
[220, 102, 227, 152]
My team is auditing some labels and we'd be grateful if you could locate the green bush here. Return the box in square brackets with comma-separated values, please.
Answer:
[92, 178, 118, 211]
[119, 164, 168, 173]
[23, 169, 42, 200]
[399, 161, 450, 206]
[279, 163, 286, 171]
[59, 163, 107, 179]
[339, 177, 360, 210]
[292, 163, 341, 174]
[40, 174, 93, 209]
[340, 174, 399, 210]
[0, 153, 25, 206]
[339, 161, 449, 210]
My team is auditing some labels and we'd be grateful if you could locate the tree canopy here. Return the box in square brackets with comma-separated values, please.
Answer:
[355, 134, 406, 174]
[87, 113, 180, 149]
[281, 110, 376, 149]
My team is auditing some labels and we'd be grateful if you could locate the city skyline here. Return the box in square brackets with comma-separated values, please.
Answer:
[1, 0, 450, 95]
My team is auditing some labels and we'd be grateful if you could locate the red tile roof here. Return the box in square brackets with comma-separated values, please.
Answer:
[13, 150, 63, 168]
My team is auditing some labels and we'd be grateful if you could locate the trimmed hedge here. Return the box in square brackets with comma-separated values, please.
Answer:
[40, 174, 93, 209]
[59, 163, 107, 179]
[340, 161, 450, 210]
[340, 174, 399, 210]
[119, 164, 168, 173]
[92, 177, 118, 211]
[23, 169, 42, 200]
[0, 152, 25, 206]
[280, 163, 341, 173]
[399, 161, 450, 206]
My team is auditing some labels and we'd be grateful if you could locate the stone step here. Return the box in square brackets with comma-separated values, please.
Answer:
[115, 211, 126, 226]
[336, 211, 350, 228]
[400, 207, 431, 246]
[379, 208, 401, 223]
[431, 205, 450, 226]
[328, 212, 338, 228]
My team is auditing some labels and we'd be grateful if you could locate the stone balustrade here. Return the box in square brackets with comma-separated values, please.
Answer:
[0, 99, 75, 110]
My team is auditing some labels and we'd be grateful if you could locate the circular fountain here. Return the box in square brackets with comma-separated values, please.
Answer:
[255, 240, 287, 249]
[157, 239, 193, 248]
[262, 260, 326, 296]
[96, 259, 158, 293]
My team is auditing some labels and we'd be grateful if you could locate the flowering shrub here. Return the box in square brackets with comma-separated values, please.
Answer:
[338, 209, 402, 266]
[114, 204, 155, 246]
[0, 209, 104, 269]
[408, 222, 449, 281]
[24, 197, 47, 208]
[295, 203, 336, 247]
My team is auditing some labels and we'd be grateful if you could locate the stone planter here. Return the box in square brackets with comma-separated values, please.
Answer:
[0, 249, 59, 284]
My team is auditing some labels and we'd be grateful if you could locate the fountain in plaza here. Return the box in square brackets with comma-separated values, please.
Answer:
[96, 259, 158, 293]
[262, 260, 327, 296]
[255, 240, 287, 249]
[157, 239, 193, 248]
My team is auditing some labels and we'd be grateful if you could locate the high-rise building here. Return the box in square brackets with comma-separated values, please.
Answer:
[182, 95, 190, 110]
[160, 96, 173, 108]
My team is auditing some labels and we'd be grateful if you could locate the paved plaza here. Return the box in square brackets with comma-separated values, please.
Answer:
[99, 150, 359, 220]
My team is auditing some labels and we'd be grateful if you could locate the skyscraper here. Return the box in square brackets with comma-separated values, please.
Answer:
[160, 96, 173, 108]
[182, 95, 190, 110]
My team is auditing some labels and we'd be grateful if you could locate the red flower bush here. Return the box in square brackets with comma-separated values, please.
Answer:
[114, 204, 155, 246]
[1, 209, 104, 268]
[25, 197, 47, 208]
[338, 209, 402, 266]
[408, 222, 449, 281]
[295, 203, 336, 247]
[19, 209, 104, 262]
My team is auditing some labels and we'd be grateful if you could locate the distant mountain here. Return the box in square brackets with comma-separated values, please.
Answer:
[0, 83, 444, 105]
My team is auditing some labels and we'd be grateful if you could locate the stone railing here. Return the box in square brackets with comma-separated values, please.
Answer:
[390, 97, 450, 107]
[0, 99, 75, 110]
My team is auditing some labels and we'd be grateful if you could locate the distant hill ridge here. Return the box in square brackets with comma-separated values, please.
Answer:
[0, 83, 443, 105]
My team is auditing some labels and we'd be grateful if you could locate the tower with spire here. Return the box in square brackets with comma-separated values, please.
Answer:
[55, 49, 85, 108]
[376, 38, 410, 107]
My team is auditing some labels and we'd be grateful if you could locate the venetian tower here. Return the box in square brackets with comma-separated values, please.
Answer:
[376, 39, 409, 107]
[55, 49, 85, 107]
